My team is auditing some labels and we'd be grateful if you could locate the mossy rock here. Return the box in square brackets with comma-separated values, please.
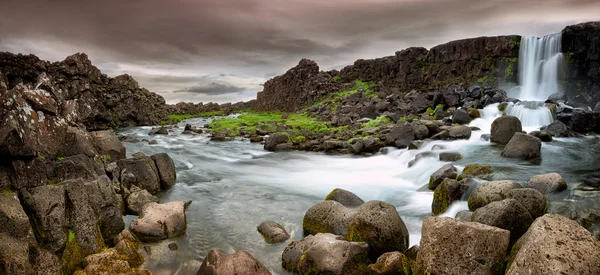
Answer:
[115, 239, 144, 267]
[325, 188, 364, 207]
[459, 164, 493, 180]
[62, 231, 85, 275]
[369, 251, 411, 275]
[467, 108, 481, 118]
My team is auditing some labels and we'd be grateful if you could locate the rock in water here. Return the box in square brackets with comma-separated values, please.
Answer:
[471, 199, 534, 242]
[448, 125, 472, 139]
[506, 214, 600, 275]
[151, 153, 177, 189]
[130, 201, 187, 242]
[428, 164, 458, 190]
[432, 178, 471, 215]
[525, 172, 567, 194]
[468, 180, 522, 211]
[126, 187, 159, 215]
[416, 216, 510, 275]
[506, 188, 547, 219]
[199, 249, 272, 275]
[541, 120, 574, 137]
[264, 133, 289, 151]
[325, 188, 364, 207]
[452, 109, 472, 125]
[303, 200, 353, 236]
[501, 133, 541, 160]
[282, 233, 369, 275]
[490, 115, 522, 144]
[369, 252, 411, 275]
[257, 221, 290, 244]
[459, 163, 493, 180]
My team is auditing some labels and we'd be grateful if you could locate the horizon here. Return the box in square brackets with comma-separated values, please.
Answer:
[1, 0, 599, 104]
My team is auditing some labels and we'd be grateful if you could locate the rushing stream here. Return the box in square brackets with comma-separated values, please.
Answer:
[115, 33, 600, 275]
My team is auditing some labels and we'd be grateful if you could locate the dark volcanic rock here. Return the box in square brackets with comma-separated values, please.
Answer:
[501, 133, 541, 160]
[490, 115, 522, 144]
[151, 153, 177, 189]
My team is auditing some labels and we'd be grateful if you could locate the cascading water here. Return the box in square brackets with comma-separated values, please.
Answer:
[506, 33, 564, 128]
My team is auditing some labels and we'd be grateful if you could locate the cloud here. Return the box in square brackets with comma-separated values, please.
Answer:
[1, 0, 599, 103]
[174, 83, 246, 95]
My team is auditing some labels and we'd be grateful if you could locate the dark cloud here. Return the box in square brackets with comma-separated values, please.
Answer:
[174, 83, 246, 95]
[0, 0, 599, 103]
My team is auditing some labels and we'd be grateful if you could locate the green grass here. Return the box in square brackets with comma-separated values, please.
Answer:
[209, 111, 337, 136]
[333, 75, 341, 81]
[311, 80, 377, 109]
[361, 115, 392, 128]
[168, 111, 225, 122]
[509, 39, 520, 47]
[1, 189, 14, 195]
[56, 156, 64, 161]
[68, 230, 76, 242]
[426, 104, 445, 115]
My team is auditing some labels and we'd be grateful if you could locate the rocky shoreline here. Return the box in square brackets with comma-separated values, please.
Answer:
[1, 21, 599, 275]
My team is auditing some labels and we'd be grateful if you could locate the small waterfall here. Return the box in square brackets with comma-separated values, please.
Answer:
[506, 33, 563, 128]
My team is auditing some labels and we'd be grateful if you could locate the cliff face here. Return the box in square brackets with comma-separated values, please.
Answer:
[256, 36, 521, 112]
[562, 21, 600, 108]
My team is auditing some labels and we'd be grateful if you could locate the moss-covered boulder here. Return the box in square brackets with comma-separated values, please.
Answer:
[459, 164, 493, 180]
[369, 251, 411, 275]
[506, 188, 547, 219]
[257, 221, 290, 244]
[325, 188, 364, 207]
[471, 199, 534, 243]
[73, 248, 149, 275]
[428, 164, 458, 190]
[432, 178, 472, 215]
[115, 239, 144, 267]
[282, 233, 369, 275]
[199, 249, 271, 275]
[506, 214, 600, 275]
[303, 200, 353, 236]
[346, 201, 410, 260]
[468, 180, 522, 211]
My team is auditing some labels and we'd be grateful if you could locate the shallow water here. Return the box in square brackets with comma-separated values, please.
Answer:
[118, 114, 600, 275]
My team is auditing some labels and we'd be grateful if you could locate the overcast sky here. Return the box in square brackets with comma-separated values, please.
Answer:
[1, 0, 598, 104]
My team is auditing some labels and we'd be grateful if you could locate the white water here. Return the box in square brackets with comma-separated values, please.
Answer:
[505, 33, 564, 128]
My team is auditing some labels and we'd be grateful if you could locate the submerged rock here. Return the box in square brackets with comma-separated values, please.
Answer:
[416, 216, 510, 275]
[490, 115, 522, 144]
[199, 249, 271, 275]
[506, 214, 600, 275]
[528, 130, 552, 142]
[130, 201, 187, 242]
[257, 221, 290, 244]
[282, 233, 369, 275]
[459, 164, 493, 180]
[151, 153, 177, 189]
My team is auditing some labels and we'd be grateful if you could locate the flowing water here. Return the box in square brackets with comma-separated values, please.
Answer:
[115, 33, 593, 275]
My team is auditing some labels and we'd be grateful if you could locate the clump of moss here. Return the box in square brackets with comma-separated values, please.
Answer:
[426, 104, 445, 115]
[459, 164, 493, 180]
[62, 230, 84, 275]
[362, 115, 392, 128]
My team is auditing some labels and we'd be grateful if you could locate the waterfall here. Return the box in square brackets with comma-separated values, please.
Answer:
[505, 33, 563, 128]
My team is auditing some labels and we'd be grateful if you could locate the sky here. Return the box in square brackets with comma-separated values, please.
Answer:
[1, 0, 599, 104]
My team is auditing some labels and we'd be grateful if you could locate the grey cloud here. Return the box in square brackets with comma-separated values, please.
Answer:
[174, 83, 246, 95]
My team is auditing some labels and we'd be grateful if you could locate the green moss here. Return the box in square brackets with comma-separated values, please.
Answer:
[509, 39, 520, 47]
[460, 164, 493, 179]
[362, 115, 392, 128]
[302, 218, 331, 236]
[431, 181, 449, 216]
[1, 189, 14, 195]
[333, 75, 341, 81]
[168, 111, 225, 122]
[62, 230, 84, 275]
[56, 156, 64, 161]
[312, 80, 376, 109]
[426, 104, 445, 115]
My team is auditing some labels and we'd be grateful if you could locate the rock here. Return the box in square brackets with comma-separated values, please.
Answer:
[20, 184, 67, 253]
[431, 130, 449, 140]
[525, 172, 567, 194]
[432, 178, 470, 215]
[452, 109, 472, 124]
[455, 210, 473, 221]
[439, 152, 463, 162]
[118, 135, 140, 143]
[90, 130, 127, 160]
[249, 136, 263, 143]
[130, 201, 187, 242]
[448, 125, 472, 139]
[528, 130, 552, 142]
[115, 239, 144, 267]
[480, 133, 490, 141]
[151, 153, 177, 189]
[0, 233, 33, 274]
[264, 133, 289, 151]
[506, 214, 600, 275]
[360, 137, 384, 154]
[506, 188, 546, 219]
[416, 216, 510, 275]
[149, 140, 158, 145]
[257, 221, 290, 244]
[412, 124, 429, 140]
[84, 176, 125, 246]
[303, 200, 353, 236]
[472, 199, 534, 242]
[490, 115, 522, 144]
[198, 249, 271, 275]
[459, 164, 493, 180]
[347, 200, 410, 260]
[325, 188, 364, 207]
[64, 179, 105, 258]
[467, 108, 481, 118]
[408, 140, 424, 150]
[148, 127, 168, 135]
[282, 233, 369, 275]
[75, 248, 147, 275]
[468, 180, 523, 211]
[369, 251, 411, 275]
[126, 187, 159, 215]
[541, 120, 574, 137]
[64, 127, 98, 157]
[0, 193, 36, 243]
[501, 133, 541, 160]
[386, 122, 414, 148]
[117, 157, 161, 194]
[428, 164, 458, 190]
[114, 229, 140, 247]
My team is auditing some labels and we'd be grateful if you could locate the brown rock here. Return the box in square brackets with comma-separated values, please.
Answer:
[525, 172, 567, 194]
[198, 249, 271, 275]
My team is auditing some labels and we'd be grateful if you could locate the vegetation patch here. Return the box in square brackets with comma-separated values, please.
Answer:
[168, 111, 225, 122]
[426, 104, 445, 115]
[312, 80, 377, 109]
[333, 75, 341, 81]
[209, 111, 339, 136]
[361, 115, 392, 128]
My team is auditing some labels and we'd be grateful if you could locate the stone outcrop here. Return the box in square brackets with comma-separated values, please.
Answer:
[199, 249, 272, 275]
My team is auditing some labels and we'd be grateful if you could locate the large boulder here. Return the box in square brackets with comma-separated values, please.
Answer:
[198, 249, 271, 275]
[385, 122, 414, 148]
[0, 193, 36, 243]
[459, 164, 493, 180]
[282, 233, 369, 275]
[117, 157, 161, 194]
[468, 180, 523, 211]
[506, 188, 547, 219]
[541, 120, 574, 137]
[452, 109, 472, 124]
[432, 178, 471, 215]
[347, 200, 410, 260]
[84, 176, 125, 246]
[325, 188, 364, 207]
[506, 214, 600, 275]
[524, 172, 567, 194]
[130, 201, 187, 242]
[471, 199, 534, 242]
[264, 133, 289, 151]
[20, 184, 68, 253]
[369, 252, 411, 275]
[151, 153, 177, 189]
[428, 164, 458, 190]
[126, 186, 159, 215]
[448, 125, 472, 139]
[257, 221, 290, 244]
[303, 200, 353, 236]
[90, 130, 126, 160]
[501, 133, 541, 160]
[490, 115, 522, 144]
[0, 233, 61, 275]
[416, 216, 510, 275]
[74, 248, 148, 275]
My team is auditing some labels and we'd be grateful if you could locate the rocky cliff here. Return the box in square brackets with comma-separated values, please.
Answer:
[562, 21, 600, 108]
